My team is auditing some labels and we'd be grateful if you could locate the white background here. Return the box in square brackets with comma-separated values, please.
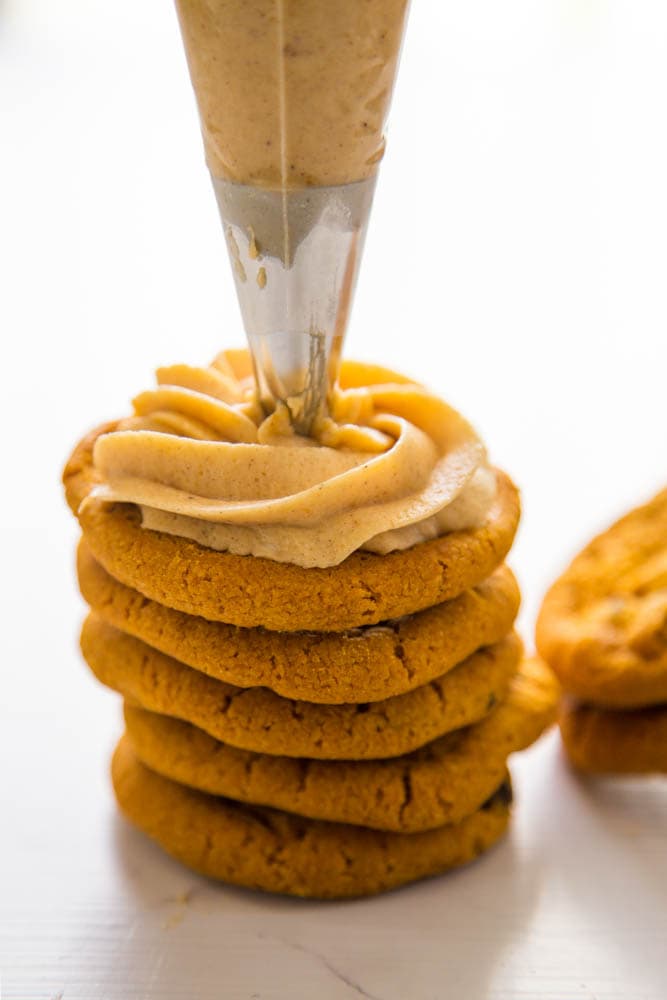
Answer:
[1, 1, 666, 997]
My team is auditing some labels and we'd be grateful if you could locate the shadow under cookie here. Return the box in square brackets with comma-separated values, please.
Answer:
[111, 737, 513, 899]
[77, 540, 520, 704]
[122, 655, 558, 832]
[81, 615, 522, 760]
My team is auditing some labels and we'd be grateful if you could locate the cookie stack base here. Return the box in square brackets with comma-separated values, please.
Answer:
[112, 738, 512, 899]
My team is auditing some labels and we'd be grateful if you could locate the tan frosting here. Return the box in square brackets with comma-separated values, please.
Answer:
[85, 351, 497, 568]
[174, 0, 410, 187]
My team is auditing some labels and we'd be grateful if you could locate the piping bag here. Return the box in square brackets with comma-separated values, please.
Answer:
[174, 0, 411, 435]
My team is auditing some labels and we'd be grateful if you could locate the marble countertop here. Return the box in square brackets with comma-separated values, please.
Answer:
[4, 722, 666, 999]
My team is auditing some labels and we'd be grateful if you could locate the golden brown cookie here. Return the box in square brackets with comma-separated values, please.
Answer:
[82, 614, 521, 760]
[112, 738, 512, 898]
[123, 655, 558, 832]
[536, 487, 667, 708]
[77, 540, 520, 704]
[64, 424, 520, 631]
[559, 699, 667, 774]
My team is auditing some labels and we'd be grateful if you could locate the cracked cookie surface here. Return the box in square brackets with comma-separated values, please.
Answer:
[78, 540, 520, 704]
[64, 423, 520, 631]
[82, 614, 521, 760]
[536, 487, 667, 708]
[112, 738, 512, 898]
[122, 655, 557, 831]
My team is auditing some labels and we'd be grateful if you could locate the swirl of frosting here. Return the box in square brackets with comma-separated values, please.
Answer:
[85, 350, 497, 568]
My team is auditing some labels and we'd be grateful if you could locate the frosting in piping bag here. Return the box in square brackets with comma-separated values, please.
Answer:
[85, 351, 496, 568]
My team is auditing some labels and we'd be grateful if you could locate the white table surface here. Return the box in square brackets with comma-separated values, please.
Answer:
[2, 2, 666, 997]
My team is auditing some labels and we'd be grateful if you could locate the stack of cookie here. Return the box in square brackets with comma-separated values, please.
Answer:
[537, 488, 667, 776]
[64, 425, 558, 898]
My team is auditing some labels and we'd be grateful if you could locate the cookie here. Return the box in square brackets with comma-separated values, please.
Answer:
[123, 655, 558, 832]
[64, 424, 520, 631]
[77, 540, 520, 704]
[112, 737, 512, 898]
[536, 487, 667, 708]
[81, 614, 521, 760]
[559, 699, 667, 774]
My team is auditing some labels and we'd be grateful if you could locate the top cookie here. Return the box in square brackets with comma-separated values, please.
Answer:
[536, 487, 667, 707]
[64, 423, 520, 631]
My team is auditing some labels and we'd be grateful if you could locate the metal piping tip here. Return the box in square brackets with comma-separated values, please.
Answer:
[212, 176, 377, 435]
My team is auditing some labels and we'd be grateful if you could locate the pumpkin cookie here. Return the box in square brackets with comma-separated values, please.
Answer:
[64, 424, 520, 632]
[77, 541, 520, 704]
[112, 738, 512, 898]
[536, 487, 667, 708]
[123, 656, 558, 832]
[82, 614, 521, 760]
[559, 700, 667, 775]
